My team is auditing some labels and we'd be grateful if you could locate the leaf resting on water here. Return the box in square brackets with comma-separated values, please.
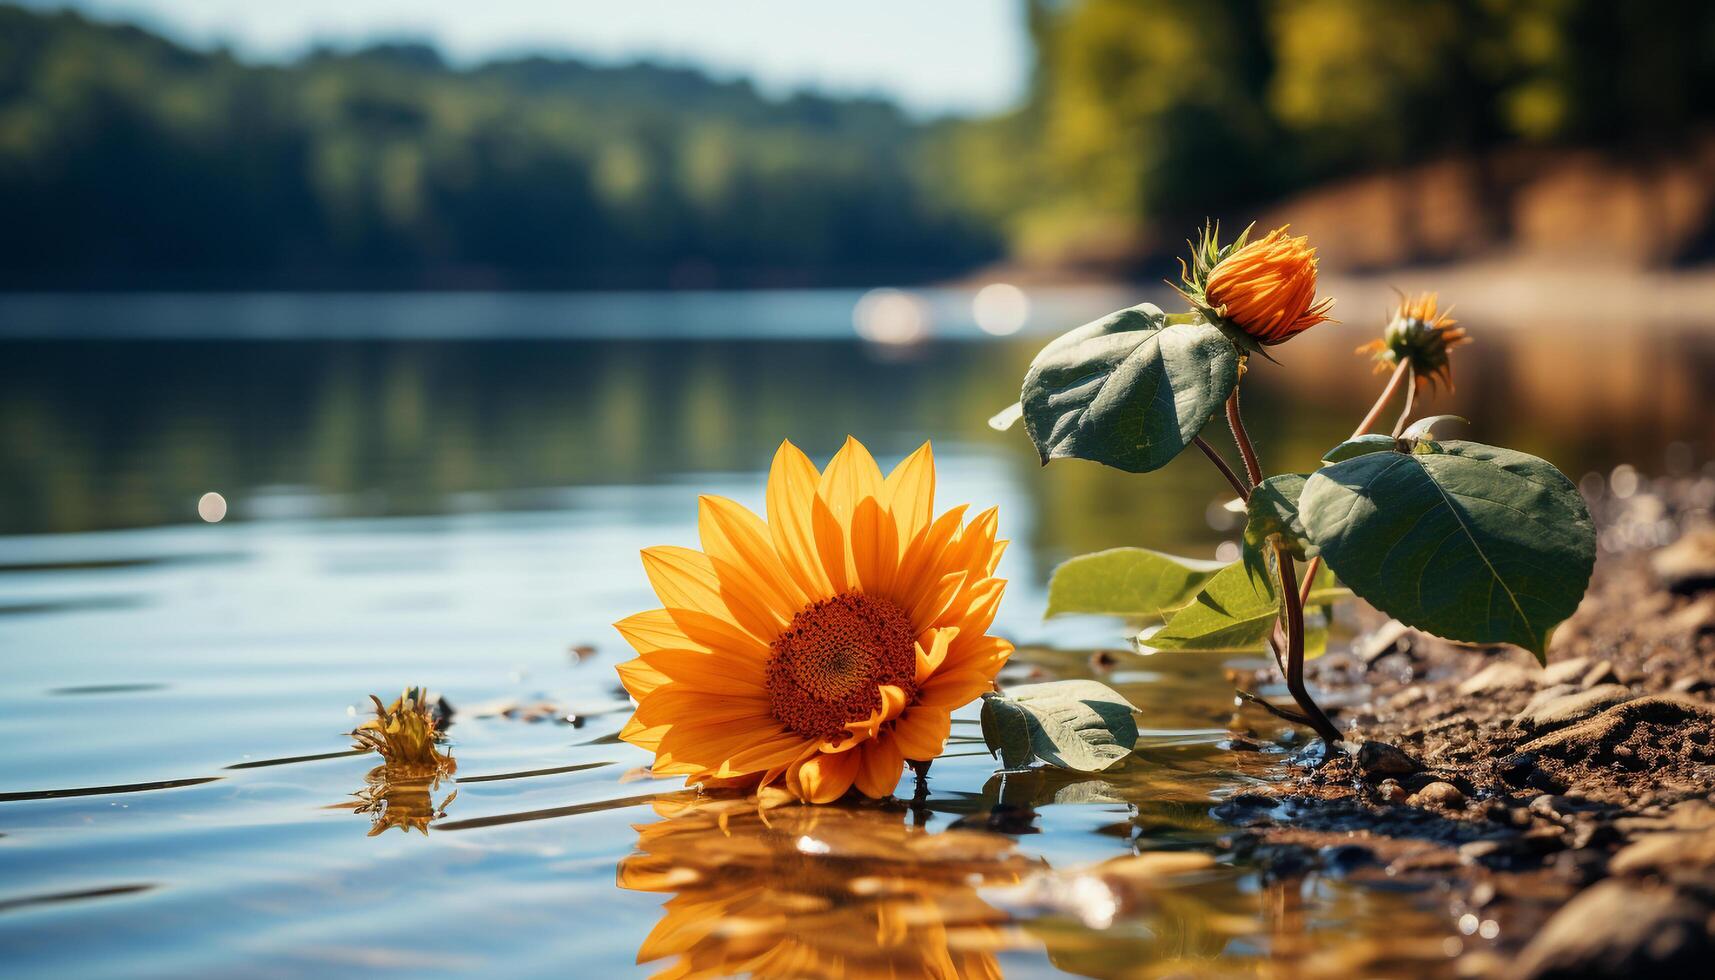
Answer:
[980, 679, 1139, 772]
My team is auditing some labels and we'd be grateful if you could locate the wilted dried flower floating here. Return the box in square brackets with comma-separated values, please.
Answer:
[615, 437, 1011, 803]
[350, 687, 456, 774]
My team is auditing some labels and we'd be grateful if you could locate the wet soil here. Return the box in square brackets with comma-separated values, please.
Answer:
[1223, 481, 1715, 978]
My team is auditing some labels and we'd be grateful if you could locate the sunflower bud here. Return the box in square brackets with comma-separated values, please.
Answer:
[1179, 222, 1333, 345]
[1357, 292, 1470, 389]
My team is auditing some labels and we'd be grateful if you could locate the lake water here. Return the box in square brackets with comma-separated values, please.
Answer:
[1, 291, 1710, 977]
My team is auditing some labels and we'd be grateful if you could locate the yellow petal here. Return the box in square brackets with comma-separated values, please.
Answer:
[641, 648, 767, 697]
[917, 668, 994, 708]
[617, 656, 672, 700]
[854, 735, 905, 798]
[892, 705, 952, 760]
[665, 607, 770, 661]
[640, 546, 730, 620]
[908, 570, 966, 633]
[699, 494, 807, 617]
[794, 749, 861, 804]
[914, 626, 958, 685]
[811, 492, 852, 593]
[882, 442, 935, 550]
[613, 608, 698, 655]
[850, 496, 898, 596]
[816, 435, 883, 525]
[766, 440, 835, 600]
[822, 683, 908, 751]
[892, 504, 967, 603]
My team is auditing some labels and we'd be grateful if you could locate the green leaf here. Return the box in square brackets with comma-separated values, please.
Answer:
[1299, 440, 1596, 663]
[1321, 434, 1396, 463]
[1142, 559, 1345, 655]
[980, 680, 1140, 772]
[1242, 474, 1316, 588]
[1044, 547, 1224, 621]
[1018, 304, 1240, 474]
[1143, 560, 1280, 653]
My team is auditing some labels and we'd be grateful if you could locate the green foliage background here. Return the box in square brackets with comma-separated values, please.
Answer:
[4, 1, 1714, 286]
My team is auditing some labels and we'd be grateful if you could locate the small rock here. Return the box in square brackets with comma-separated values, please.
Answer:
[1580, 660, 1618, 689]
[1514, 685, 1633, 733]
[1357, 740, 1422, 778]
[1666, 594, 1715, 635]
[1521, 684, 1579, 715]
[1408, 781, 1466, 809]
[1652, 529, 1715, 593]
[1668, 674, 1713, 695]
[1376, 779, 1408, 804]
[1539, 656, 1591, 687]
[1458, 661, 1535, 696]
[1611, 827, 1715, 876]
[1513, 880, 1714, 979]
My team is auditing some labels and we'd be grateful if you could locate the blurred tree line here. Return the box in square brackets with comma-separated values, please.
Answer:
[933, 0, 1715, 266]
[0, 6, 995, 288]
[4, 2, 1715, 289]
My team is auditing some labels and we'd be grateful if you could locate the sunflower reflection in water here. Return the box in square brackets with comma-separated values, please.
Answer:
[618, 794, 1040, 979]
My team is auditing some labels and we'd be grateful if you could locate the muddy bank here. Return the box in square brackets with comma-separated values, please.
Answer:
[1224, 478, 1715, 977]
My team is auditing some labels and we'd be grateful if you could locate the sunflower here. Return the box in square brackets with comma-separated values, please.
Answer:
[1356, 291, 1471, 389]
[1178, 222, 1334, 345]
[615, 437, 1011, 803]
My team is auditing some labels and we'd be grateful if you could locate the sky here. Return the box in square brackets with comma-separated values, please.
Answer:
[23, 0, 1031, 117]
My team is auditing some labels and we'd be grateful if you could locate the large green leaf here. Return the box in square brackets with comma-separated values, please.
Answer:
[1299, 440, 1595, 662]
[980, 679, 1140, 772]
[1045, 547, 1224, 620]
[1142, 559, 1344, 655]
[1018, 304, 1240, 473]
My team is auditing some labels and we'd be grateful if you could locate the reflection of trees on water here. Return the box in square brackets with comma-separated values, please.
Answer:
[2, 325, 1710, 543]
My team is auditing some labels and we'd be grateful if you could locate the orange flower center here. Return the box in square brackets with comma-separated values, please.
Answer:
[766, 592, 916, 742]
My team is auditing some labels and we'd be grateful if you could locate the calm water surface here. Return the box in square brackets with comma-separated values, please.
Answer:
[2, 292, 1711, 977]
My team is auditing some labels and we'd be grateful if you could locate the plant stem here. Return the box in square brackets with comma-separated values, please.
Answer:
[1275, 546, 1344, 746]
[1297, 359, 1415, 606]
[1390, 364, 1419, 438]
[1195, 435, 1250, 502]
[1225, 389, 1264, 486]
[1353, 360, 1410, 437]
[1224, 387, 1343, 748]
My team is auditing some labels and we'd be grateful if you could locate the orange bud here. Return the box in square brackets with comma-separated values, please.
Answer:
[1203, 226, 1333, 344]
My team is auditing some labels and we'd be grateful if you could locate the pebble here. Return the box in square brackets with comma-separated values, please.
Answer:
[1457, 661, 1535, 696]
[1538, 656, 1591, 687]
[1377, 779, 1408, 804]
[1651, 529, 1715, 592]
[1580, 660, 1618, 688]
[1513, 880, 1713, 979]
[1513, 685, 1633, 733]
[1408, 781, 1466, 810]
[1357, 740, 1421, 778]
[1669, 674, 1713, 694]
